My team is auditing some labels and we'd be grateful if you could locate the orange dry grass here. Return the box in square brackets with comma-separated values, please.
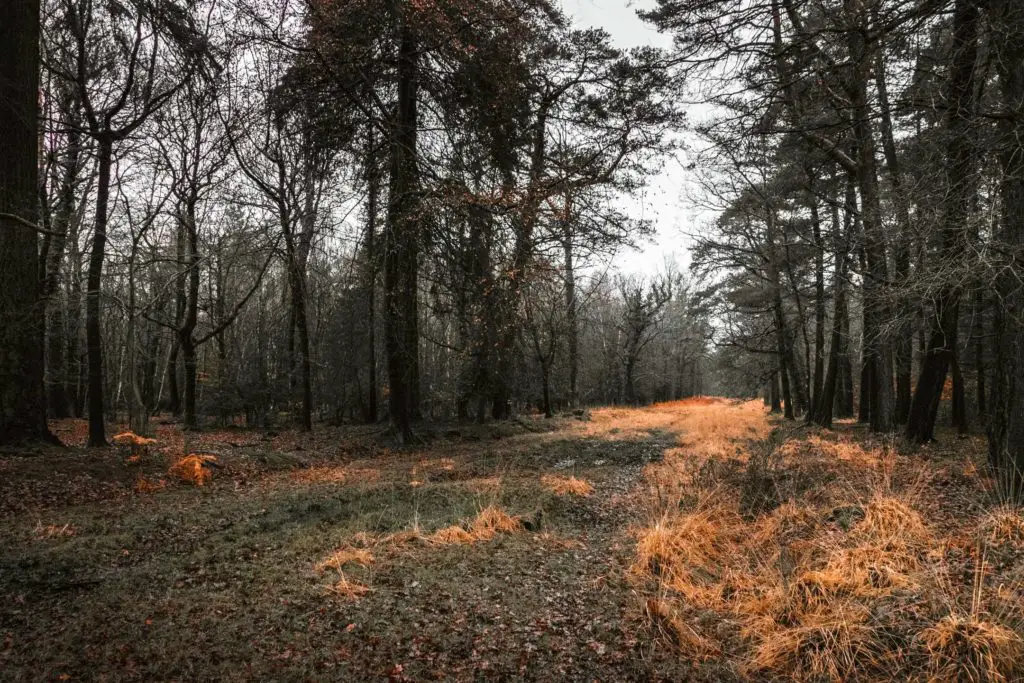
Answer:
[471, 505, 522, 537]
[855, 494, 931, 548]
[315, 548, 374, 573]
[113, 431, 157, 460]
[133, 476, 167, 494]
[541, 474, 594, 497]
[979, 506, 1024, 547]
[428, 505, 523, 545]
[747, 602, 881, 682]
[920, 614, 1023, 683]
[291, 465, 347, 484]
[645, 598, 720, 660]
[168, 453, 217, 486]
[328, 575, 371, 600]
[112, 431, 157, 448]
[633, 500, 747, 609]
[630, 399, 995, 680]
[33, 522, 76, 539]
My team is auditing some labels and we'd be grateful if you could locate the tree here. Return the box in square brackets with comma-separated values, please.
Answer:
[617, 271, 675, 405]
[45, 0, 212, 445]
[0, 0, 54, 445]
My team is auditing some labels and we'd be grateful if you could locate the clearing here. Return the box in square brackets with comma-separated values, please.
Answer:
[2, 399, 1022, 681]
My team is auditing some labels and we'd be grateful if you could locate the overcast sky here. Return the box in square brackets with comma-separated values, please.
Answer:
[563, 0, 700, 276]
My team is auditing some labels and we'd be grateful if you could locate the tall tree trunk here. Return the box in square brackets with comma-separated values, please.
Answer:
[43, 102, 82, 420]
[770, 371, 782, 414]
[810, 187, 849, 428]
[287, 255, 312, 431]
[779, 354, 794, 420]
[166, 221, 186, 415]
[846, 3, 894, 432]
[384, 8, 421, 442]
[563, 205, 579, 408]
[875, 49, 913, 424]
[835, 292, 855, 418]
[364, 127, 379, 423]
[178, 201, 200, 430]
[906, 0, 978, 443]
[85, 138, 113, 447]
[767, 209, 807, 417]
[67, 226, 84, 417]
[987, 0, 1024, 499]
[974, 291, 987, 417]
[490, 107, 549, 419]
[0, 0, 53, 445]
[810, 195, 826, 413]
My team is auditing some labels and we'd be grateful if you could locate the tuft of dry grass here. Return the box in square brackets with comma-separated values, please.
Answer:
[428, 526, 477, 545]
[133, 476, 167, 494]
[920, 614, 1023, 683]
[427, 505, 524, 546]
[112, 431, 157, 448]
[33, 522, 76, 539]
[471, 504, 523, 537]
[747, 602, 881, 682]
[645, 597, 719, 660]
[168, 454, 217, 486]
[855, 494, 931, 548]
[291, 465, 347, 484]
[328, 575, 371, 600]
[541, 474, 594, 497]
[626, 399, 1024, 681]
[314, 548, 374, 573]
[978, 506, 1024, 547]
[113, 431, 158, 460]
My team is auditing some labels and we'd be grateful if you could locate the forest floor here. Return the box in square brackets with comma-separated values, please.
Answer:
[1, 400, 1021, 682]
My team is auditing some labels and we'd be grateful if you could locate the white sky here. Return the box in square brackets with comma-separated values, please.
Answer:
[563, 0, 700, 276]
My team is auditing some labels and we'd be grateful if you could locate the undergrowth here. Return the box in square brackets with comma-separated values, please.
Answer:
[632, 398, 1024, 682]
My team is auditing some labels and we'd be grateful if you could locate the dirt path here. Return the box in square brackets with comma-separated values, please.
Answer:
[1, 414, 693, 682]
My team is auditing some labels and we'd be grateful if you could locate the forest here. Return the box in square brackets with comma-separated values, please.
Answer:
[3, 0, 1024, 680]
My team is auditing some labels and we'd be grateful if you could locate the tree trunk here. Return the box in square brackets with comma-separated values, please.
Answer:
[541, 360, 552, 418]
[364, 126, 379, 423]
[0, 0, 53, 445]
[780, 354, 794, 420]
[987, 0, 1024, 499]
[846, 0, 894, 432]
[563, 209, 579, 408]
[810, 196, 825, 413]
[770, 371, 782, 414]
[974, 292, 987, 417]
[85, 139, 113, 447]
[287, 257, 313, 431]
[384, 8, 421, 442]
[875, 47, 913, 425]
[906, 0, 978, 443]
[43, 117, 82, 420]
[179, 201, 200, 430]
[767, 209, 807, 417]
[810, 188, 849, 428]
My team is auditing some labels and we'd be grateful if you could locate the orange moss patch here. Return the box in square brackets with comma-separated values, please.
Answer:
[541, 474, 594, 497]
